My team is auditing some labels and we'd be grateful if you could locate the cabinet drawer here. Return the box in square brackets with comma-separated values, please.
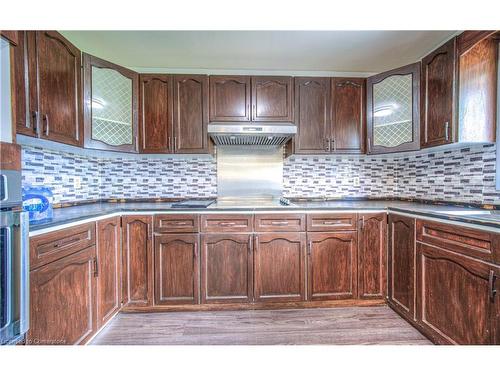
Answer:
[30, 222, 96, 270]
[306, 213, 357, 232]
[416, 219, 500, 264]
[200, 215, 253, 232]
[254, 214, 305, 232]
[154, 214, 199, 233]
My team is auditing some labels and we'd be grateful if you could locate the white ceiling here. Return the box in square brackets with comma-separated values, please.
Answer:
[61, 30, 456, 76]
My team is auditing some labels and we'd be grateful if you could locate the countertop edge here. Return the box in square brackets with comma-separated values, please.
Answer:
[28, 204, 500, 236]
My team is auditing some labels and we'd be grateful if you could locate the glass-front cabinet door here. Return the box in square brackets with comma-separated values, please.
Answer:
[366, 62, 420, 154]
[83, 53, 138, 152]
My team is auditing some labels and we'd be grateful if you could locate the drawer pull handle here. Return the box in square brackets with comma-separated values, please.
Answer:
[270, 221, 289, 226]
[54, 235, 82, 248]
[171, 222, 189, 226]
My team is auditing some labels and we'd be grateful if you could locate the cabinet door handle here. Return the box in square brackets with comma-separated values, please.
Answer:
[168, 136, 172, 151]
[194, 242, 199, 259]
[308, 241, 312, 256]
[325, 138, 330, 152]
[174, 137, 177, 152]
[489, 270, 497, 302]
[43, 114, 49, 136]
[249, 235, 253, 255]
[93, 258, 99, 277]
[444, 122, 449, 141]
[331, 138, 335, 152]
[31, 111, 39, 134]
[255, 235, 259, 251]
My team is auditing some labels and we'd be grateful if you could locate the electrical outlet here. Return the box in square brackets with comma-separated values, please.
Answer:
[74, 176, 81, 189]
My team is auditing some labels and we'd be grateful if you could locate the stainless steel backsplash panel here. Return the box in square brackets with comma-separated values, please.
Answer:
[217, 146, 283, 200]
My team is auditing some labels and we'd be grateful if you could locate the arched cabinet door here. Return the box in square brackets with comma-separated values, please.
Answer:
[294, 77, 331, 154]
[209, 75, 251, 122]
[307, 231, 358, 300]
[421, 38, 456, 148]
[139, 74, 172, 153]
[251, 76, 294, 122]
[254, 232, 306, 302]
[416, 243, 500, 345]
[201, 234, 253, 303]
[31, 31, 83, 146]
[154, 233, 200, 305]
[173, 75, 209, 153]
[83, 53, 139, 152]
[331, 77, 365, 154]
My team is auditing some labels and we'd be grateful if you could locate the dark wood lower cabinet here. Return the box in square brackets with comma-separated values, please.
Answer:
[416, 243, 500, 344]
[96, 217, 121, 328]
[307, 232, 357, 300]
[154, 234, 200, 305]
[122, 216, 153, 307]
[201, 234, 253, 303]
[28, 246, 97, 345]
[358, 213, 387, 299]
[254, 233, 306, 302]
[388, 214, 416, 321]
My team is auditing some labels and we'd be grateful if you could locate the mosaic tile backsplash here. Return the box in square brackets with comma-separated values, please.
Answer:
[22, 146, 217, 203]
[21, 143, 500, 205]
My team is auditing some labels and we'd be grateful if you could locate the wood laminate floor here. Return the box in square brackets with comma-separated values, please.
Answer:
[90, 306, 430, 345]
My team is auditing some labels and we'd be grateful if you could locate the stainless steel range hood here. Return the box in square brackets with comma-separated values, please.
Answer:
[208, 122, 296, 146]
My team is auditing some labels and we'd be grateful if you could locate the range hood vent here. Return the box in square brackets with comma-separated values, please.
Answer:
[208, 123, 296, 147]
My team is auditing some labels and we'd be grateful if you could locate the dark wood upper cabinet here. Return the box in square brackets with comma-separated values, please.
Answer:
[307, 231, 357, 300]
[331, 78, 365, 154]
[27, 31, 83, 146]
[358, 213, 387, 299]
[457, 32, 498, 143]
[28, 246, 97, 345]
[367, 62, 421, 154]
[209, 75, 251, 122]
[388, 214, 415, 321]
[96, 217, 121, 328]
[421, 38, 457, 148]
[121, 215, 153, 307]
[173, 75, 209, 153]
[201, 234, 253, 303]
[83, 53, 139, 152]
[294, 77, 331, 154]
[254, 232, 306, 302]
[11, 31, 31, 137]
[154, 234, 200, 305]
[416, 243, 500, 344]
[251, 76, 294, 122]
[139, 74, 172, 153]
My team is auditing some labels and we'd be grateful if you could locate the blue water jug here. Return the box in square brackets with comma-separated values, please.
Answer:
[22, 185, 54, 223]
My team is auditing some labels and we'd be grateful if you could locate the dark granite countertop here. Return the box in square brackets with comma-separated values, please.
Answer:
[28, 200, 500, 232]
